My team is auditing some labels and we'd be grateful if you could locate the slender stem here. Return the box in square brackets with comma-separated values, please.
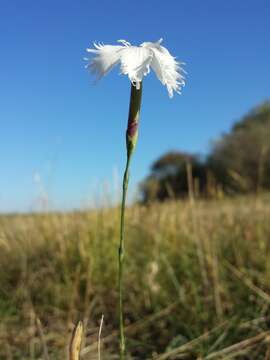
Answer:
[118, 153, 131, 359]
[118, 83, 142, 359]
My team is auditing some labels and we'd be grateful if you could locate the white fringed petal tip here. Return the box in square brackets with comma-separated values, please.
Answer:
[86, 39, 185, 98]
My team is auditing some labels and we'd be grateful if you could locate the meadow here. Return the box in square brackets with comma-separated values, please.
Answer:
[1, 195, 270, 359]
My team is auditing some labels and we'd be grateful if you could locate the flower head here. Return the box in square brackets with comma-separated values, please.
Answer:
[86, 39, 185, 98]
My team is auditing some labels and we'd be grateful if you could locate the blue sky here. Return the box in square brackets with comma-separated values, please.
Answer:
[1, 0, 269, 212]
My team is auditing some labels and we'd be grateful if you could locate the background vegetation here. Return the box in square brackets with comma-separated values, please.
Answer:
[140, 101, 270, 202]
[1, 195, 270, 359]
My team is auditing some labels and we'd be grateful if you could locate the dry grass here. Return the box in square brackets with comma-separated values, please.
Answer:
[1, 195, 270, 359]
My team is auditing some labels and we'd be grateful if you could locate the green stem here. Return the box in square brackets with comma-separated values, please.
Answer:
[118, 153, 131, 359]
[118, 83, 142, 359]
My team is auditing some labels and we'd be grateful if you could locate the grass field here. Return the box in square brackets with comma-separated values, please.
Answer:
[1, 195, 270, 359]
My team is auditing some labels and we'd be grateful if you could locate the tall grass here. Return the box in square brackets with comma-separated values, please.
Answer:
[1, 195, 270, 359]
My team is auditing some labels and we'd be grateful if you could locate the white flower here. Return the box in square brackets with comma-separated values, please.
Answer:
[86, 39, 185, 98]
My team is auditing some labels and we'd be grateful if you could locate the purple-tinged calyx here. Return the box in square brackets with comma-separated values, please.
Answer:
[126, 83, 142, 157]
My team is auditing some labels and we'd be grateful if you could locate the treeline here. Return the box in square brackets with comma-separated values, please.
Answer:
[140, 101, 270, 203]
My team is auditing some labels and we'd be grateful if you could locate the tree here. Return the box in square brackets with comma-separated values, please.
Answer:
[140, 151, 207, 203]
[140, 101, 270, 202]
[208, 101, 270, 193]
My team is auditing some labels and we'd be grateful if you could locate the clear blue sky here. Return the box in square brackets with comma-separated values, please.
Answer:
[1, 0, 269, 212]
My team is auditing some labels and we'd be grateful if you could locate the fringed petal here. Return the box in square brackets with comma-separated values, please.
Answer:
[86, 43, 125, 79]
[142, 39, 185, 97]
[119, 46, 152, 89]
